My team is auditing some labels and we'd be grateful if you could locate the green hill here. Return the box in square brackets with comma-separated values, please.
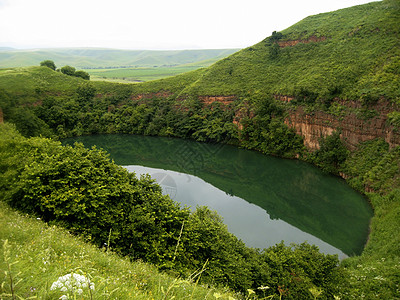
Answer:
[170, 1, 399, 100]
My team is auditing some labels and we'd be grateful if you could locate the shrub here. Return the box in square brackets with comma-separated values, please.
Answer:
[40, 60, 56, 70]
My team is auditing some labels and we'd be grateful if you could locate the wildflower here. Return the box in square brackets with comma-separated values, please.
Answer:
[214, 292, 222, 299]
[50, 272, 94, 299]
[258, 285, 270, 290]
[247, 289, 255, 295]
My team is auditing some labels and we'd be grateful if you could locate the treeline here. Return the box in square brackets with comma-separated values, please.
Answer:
[40, 60, 90, 80]
[4, 80, 306, 157]
[0, 123, 347, 299]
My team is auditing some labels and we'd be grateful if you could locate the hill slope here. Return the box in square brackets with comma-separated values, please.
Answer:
[176, 1, 399, 100]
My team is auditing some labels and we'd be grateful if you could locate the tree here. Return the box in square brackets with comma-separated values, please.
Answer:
[40, 60, 56, 70]
[269, 31, 283, 43]
[60, 65, 76, 76]
[74, 70, 90, 80]
[313, 131, 349, 173]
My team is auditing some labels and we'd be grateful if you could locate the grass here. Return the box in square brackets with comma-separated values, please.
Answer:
[170, 1, 400, 100]
[0, 201, 238, 300]
[87, 66, 205, 83]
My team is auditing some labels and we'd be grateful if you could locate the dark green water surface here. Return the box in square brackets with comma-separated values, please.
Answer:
[64, 134, 373, 258]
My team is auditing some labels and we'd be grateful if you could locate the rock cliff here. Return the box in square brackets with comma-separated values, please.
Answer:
[284, 99, 400, 150]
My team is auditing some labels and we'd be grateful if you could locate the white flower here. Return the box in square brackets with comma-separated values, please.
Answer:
[50, 273, 94, 296]
[59, 295, 68, 300]
[258, 285, 270, 290]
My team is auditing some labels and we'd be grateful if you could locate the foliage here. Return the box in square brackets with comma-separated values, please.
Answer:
[40, 59, 56, 70]
[342, 139, 400, 192]
[268, 31, 283, 43]
[387, 111, 400, 128]
[74, 70, 90, 80]
[311, 131, 349, 174]
[339, 140, 400, 299]
[60, 65, 90, 80]
[0, 201, 237, 299]
[61, 65, 76, 76]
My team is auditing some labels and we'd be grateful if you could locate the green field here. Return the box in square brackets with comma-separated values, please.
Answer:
[0, 48, 239, 82]
[87, 65, 204, 82]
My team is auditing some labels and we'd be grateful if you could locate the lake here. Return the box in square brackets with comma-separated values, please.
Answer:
[64, 134, 373, 258]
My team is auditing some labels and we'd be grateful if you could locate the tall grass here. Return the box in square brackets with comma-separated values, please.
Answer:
[0, 201, 237, 299]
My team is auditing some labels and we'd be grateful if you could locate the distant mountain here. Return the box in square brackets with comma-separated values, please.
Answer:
[0, 48, 239, 69]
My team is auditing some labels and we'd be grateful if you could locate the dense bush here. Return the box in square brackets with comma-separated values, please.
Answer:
[60, 65, 90, 80]
[40, 59, 56, 70]
[310, 131, 349, 174]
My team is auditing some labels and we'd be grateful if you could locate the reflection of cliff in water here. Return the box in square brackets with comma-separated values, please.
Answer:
[64, 134, 373, 256]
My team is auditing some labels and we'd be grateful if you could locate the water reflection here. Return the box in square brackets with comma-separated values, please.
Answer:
[64, 134, 373, 256]
[127, 165, 348, 259]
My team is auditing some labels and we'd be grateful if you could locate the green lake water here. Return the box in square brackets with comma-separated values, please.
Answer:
[64, 134, 373, 258]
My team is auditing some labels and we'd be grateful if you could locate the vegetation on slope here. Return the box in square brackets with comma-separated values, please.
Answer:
[0, 200, 238, 300]
[174, 1, 400, 102]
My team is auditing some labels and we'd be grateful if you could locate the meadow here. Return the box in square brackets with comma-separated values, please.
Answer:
[0, 201, 238, 300]
[87, 65, 204, 83]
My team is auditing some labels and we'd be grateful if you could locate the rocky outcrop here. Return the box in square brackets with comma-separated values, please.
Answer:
[278, 36, 327, 48]
[131, 91, 173, 101]
[274, 94, 295, 102]
[284, 99, 400, 150]
[199, 95, 236, 106]
[173, 95, 237, 112]
[121, 90, 400, 152]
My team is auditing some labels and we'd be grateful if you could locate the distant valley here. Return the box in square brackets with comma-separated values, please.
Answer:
[0, 48, 239, 82]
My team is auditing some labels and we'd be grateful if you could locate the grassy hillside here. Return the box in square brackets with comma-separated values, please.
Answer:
[87, 65, 205, 83]
[0, 48, 239, 69]
[0, 201, 237, 299]
[172, 1, 399, 101]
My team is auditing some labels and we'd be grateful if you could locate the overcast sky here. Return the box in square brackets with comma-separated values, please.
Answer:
[0, 0, 377, 50]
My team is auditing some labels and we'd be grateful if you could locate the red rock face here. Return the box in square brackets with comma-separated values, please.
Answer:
[284, 100, 400, 150]
[131, 91, 173, 101]
[198, 95, 236, 106]
[274, 94, 295, 103]
[139, 92, 400, 152]
[277, 36, 327, 48]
